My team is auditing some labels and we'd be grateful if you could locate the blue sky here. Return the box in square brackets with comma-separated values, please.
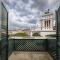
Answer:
[3, 0, 60, 30]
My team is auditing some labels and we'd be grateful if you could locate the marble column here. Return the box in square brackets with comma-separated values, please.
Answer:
[43, 20, 45, 30]
[50, 20, 53, 30]
[47, 20, 48, 29]
[49, 20, 50, 28]
[44, 21, 46, 29]
[48, 20, 49, 29]
[46, 21, 47, 30]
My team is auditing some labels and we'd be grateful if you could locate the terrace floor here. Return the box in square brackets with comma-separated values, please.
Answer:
[8, 52, 53, 60]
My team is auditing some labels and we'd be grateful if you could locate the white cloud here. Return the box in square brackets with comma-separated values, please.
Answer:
[48, 0, 54, 5]
[4, 0, 59, 30]
[8, 9, 36, 30]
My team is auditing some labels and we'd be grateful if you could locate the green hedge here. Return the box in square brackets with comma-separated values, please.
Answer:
[14, 32, 28, 36]
[33, 32, 40, 36]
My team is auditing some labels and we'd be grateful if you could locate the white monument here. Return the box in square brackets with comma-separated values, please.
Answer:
[40, 9, 54, 31]
[30, 9, 56, 37]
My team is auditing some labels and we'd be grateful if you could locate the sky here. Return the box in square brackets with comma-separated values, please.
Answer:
[2, 0, 60, 30]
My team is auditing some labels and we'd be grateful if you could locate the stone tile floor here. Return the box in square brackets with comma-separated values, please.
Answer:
[8, 52, 53, 60]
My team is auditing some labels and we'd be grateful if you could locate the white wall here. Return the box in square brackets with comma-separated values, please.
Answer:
[40, 31, 56, 37]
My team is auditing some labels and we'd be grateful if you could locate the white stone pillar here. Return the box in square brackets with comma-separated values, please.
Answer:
[46, 21, 47, 30]
[48, 20, 49, 30]
[42, 20, 45, 30]
[47, 20, 48, 30]
[47, 21, 48, 29]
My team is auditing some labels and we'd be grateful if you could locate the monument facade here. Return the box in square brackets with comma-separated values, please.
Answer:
[40, 10, 54, 31]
